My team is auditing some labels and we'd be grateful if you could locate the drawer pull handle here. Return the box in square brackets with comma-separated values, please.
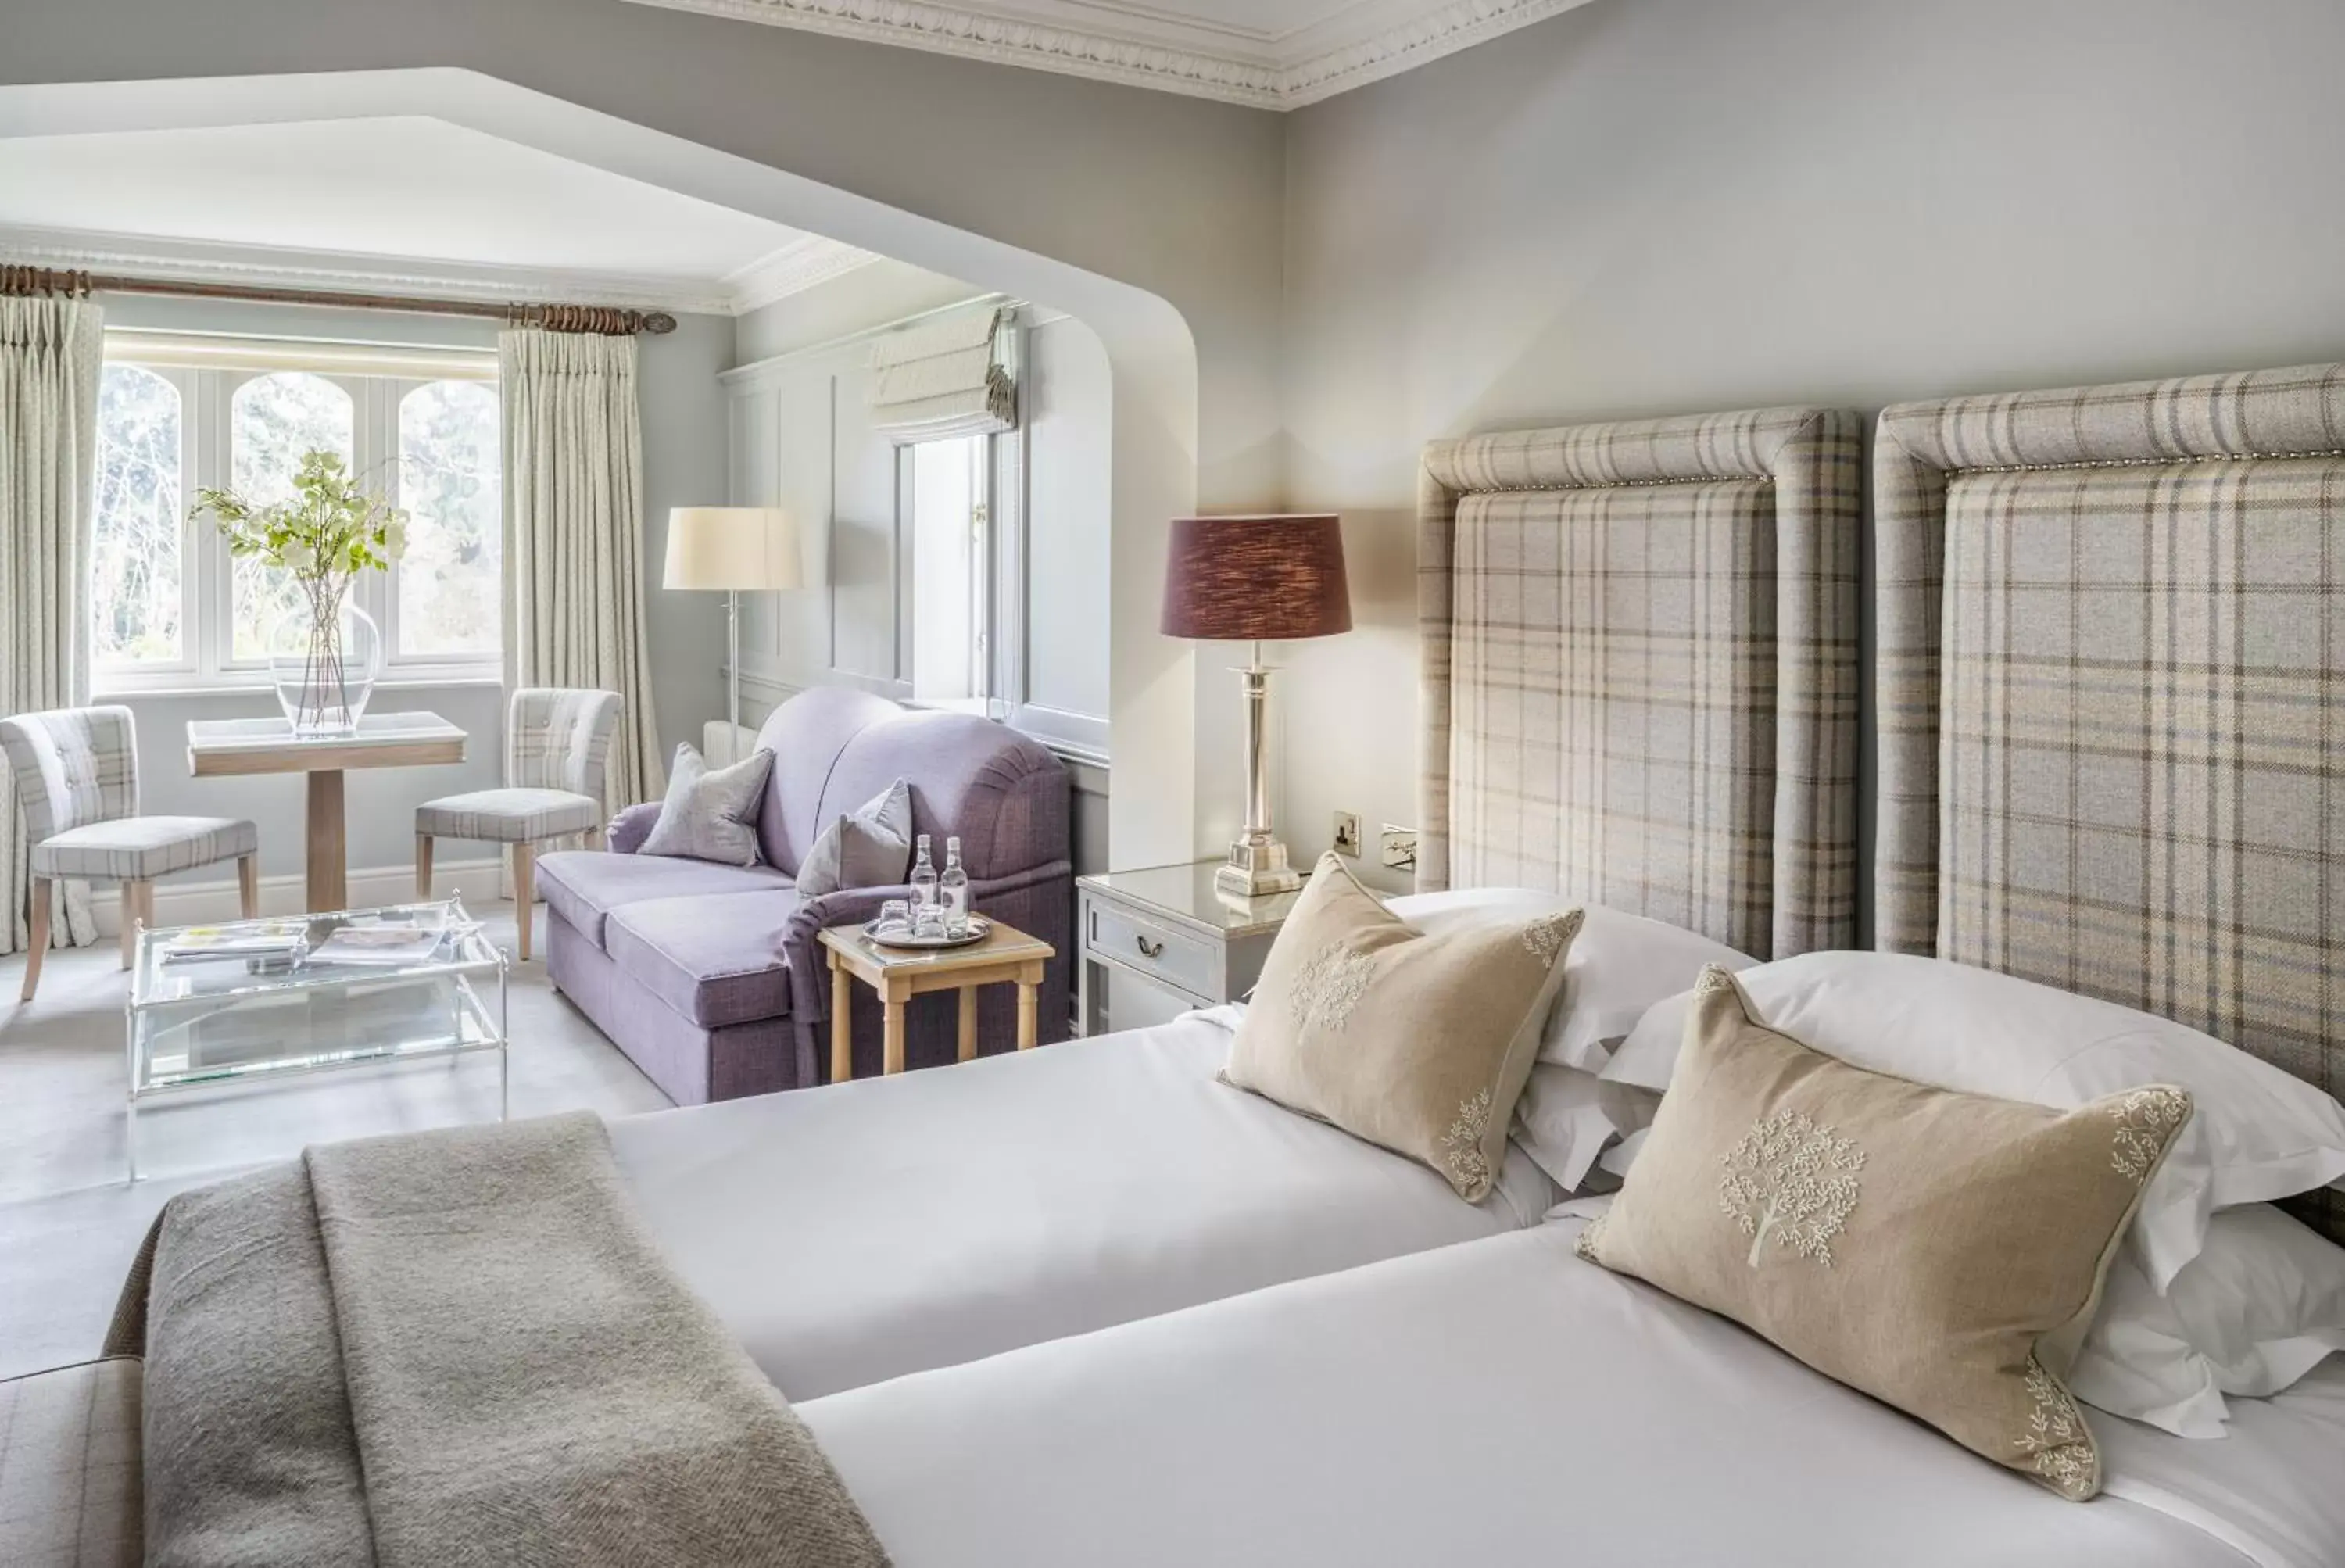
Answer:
[1135, 936, 1165, 959]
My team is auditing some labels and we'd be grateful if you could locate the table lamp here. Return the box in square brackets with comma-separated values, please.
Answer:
[1161, 514, 1352, 899]
[664, 507, 801, 757]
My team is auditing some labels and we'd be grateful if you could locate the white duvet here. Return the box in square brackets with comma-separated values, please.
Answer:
[608, 1011, 1556, 1400]
[803, 1223, 2345, 1568]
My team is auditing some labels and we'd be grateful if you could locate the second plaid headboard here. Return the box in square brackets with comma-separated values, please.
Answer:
[1417, 407, 1862, 960]
[1875, 362, 2345, 1244]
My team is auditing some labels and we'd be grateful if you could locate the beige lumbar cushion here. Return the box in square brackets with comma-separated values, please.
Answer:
[1222, 853, 1581, 1201]
[1577, 965, 2192, 1501]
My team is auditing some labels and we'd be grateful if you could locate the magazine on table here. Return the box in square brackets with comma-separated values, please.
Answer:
[160, 921, 308, 962]
[308, 916, 456, 968]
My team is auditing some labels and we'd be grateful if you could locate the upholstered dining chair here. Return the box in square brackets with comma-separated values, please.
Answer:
[414, 688, 622, 961]
[2, 705, 260, 1002]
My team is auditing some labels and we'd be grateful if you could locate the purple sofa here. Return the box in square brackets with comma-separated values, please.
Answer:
[539, 687, 1072, 1105]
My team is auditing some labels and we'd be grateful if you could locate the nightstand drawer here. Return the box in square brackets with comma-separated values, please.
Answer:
[1085, 900, 1217, 997]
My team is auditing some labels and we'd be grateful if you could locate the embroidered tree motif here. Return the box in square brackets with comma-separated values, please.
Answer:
[1441, 1087, 1495, 1195]
[2108, 1087, 2189, 1183]
[1520, 909, 1584, 968]
[1286, 941, 1378, 1034]
[1717, 1110, 1866, 1269]
[2017, 1359, 2097, 1500]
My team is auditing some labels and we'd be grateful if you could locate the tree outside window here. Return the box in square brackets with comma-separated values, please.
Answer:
[88, 349, 503, 687]
[397, 381, 501, 657]
[90, 364, 184, 664]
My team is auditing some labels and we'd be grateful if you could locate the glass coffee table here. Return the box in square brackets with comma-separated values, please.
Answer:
[124, 895, 509, 1180]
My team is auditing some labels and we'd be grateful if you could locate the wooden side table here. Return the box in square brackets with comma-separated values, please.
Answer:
[818, 918, 1057, 1081]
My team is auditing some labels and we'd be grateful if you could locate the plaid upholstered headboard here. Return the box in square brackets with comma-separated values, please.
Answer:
[1416, 407, 1863, 960]
[1875, 363, 2345, 1242]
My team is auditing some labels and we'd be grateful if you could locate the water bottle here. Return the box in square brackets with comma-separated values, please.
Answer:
[940, 837, 970, 936]
[908, 835, 941, 937]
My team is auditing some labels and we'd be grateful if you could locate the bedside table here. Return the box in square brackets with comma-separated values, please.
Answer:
[1075, 861, 1306, 1036]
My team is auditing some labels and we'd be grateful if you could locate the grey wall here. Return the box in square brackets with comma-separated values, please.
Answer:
[91, 295, 732, 879]
[1275, 0, 2345, 905]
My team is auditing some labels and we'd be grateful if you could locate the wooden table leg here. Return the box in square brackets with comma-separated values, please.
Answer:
[511, 843, 535, 961]
[829, 953, 852, 1084]
[306, 769, 348, 913]
[1015, 961, 1044, 1050]
[957, 986, 978, 1063]
[883, 978, 908, 1075]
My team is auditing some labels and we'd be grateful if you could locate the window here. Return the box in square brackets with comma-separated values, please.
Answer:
[396, 381, 502, 657]
[90, 365, 184, 665]
[228, 372, 355, 661]
[903, 434, 990, 706]
[91, 340, 502, 689]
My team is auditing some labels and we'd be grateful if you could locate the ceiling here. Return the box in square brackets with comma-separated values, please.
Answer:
[622, 0, 1599, 108]
[0, 117, 875, 316]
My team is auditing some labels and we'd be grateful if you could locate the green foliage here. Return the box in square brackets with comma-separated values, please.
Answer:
[192, 448, 407, 590]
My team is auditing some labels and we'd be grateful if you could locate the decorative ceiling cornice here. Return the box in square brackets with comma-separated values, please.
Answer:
[0, 224, 879, 317]
[619, 0, 1599, 109]
[1281, 0, 1596, 105]
[724, 233, 881, 313]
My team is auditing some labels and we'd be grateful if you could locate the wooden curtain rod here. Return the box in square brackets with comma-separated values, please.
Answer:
[0, 265, 678, 335]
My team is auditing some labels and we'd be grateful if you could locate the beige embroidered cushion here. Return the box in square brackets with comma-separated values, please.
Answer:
[1221, 853, 1581, 1201]
[1577, 966, 2192, 1500]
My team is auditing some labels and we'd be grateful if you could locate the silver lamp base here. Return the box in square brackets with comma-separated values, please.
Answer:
[1215, 839, 1301, 899]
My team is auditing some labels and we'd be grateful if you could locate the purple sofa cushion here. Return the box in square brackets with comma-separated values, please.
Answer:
[603, 890, 800, 1029]
[536, 849, 791, 950]
[750, 686, 900, 875]
[818, 711, 1068, 881]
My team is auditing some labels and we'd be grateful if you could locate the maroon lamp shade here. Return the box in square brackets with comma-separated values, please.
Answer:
[1159, 514, 1352, 641]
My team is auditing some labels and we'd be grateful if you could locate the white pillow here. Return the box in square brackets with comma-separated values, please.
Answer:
[1606, 951, 2345, 1289]
[1511, 1065, 1659, 1191]
[1385, 892, 1753, 1071]
[2070, 1205, 2345, 1437]
[1386, 891, 1749, 1190]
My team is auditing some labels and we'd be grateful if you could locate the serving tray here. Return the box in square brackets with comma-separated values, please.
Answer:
[862, 915, 991, 950]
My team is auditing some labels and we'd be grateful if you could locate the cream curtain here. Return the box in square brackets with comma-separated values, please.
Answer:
[869, 304, 1017, 442]
[499, 328, 664, 807]
[1, 294, 105, 956]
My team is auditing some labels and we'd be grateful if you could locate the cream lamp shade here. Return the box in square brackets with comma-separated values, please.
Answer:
[664, 507, 801, 592]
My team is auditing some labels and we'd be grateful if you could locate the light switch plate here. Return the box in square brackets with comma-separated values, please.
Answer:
[1332, 811, 1362, 857]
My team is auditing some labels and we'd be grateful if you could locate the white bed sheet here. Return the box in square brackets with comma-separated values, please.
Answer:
[607, 1011, 1556, 1400]
[804, 1223, 2345, 1568]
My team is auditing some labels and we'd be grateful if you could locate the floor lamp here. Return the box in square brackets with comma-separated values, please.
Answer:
[664, 507, 801, 761]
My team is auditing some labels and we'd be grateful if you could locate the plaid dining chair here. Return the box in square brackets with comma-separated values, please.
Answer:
[2, 705, 260, 1001]
[414, 689, 622, 961]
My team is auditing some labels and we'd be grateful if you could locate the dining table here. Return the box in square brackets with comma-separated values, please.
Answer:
[185, 712, 467, 913]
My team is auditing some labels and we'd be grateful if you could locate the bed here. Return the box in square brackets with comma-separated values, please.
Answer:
[607, 403, 1863, 1400]
[790, 362, 2345, 1568]
[802, 1222, 2345, 1568]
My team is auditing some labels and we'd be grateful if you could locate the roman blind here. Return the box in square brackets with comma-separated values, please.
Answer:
[868, 305, 1016, 442]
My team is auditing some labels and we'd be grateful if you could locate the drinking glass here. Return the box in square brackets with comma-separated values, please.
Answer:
[879, 899, 911, 938]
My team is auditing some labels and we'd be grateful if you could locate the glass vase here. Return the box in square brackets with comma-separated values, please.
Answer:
[267, 595, 381, 738]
